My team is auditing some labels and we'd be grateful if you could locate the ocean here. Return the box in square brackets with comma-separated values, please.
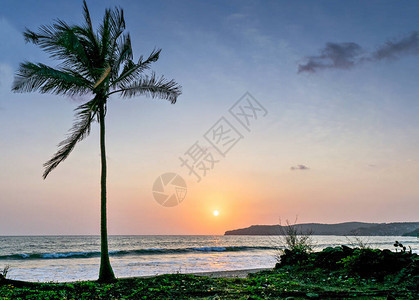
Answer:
[0, 235, 418, 282]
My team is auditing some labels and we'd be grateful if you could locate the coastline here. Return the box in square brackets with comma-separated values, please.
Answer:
[1, 235, 417, 283]
[1, 247, 417, 299]
[1, 268, 273, 285]
[122, 268, 272, 281]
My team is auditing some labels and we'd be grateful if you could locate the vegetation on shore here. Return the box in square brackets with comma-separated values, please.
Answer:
[1, 245, 417, 299]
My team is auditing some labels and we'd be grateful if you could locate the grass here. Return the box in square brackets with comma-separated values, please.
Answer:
[0, 270, 415, 299]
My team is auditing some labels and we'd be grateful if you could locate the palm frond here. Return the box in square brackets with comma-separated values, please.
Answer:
[98, 8, 113, 63]
[111, 48, 161, 88]
[12, 62, 92, 96]
[24, 21, 82, 62]
[107, 9, 128, 79]
[23, 20, 98, 80]
[82, 0, 94, 34]
[117, 34, 133, 62]
[115, 72, 181, 104]
[79, 0, 100, 57]
[108, 5, 125, 56]
[43, 100, 98, 179]
[110, 33, 133, 80]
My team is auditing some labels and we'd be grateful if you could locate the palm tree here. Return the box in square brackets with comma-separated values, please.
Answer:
[12, 1, 181, 282]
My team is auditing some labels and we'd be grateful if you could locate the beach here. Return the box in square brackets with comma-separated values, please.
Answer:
[1, 235, 418, 282]
[190, 268, 271, 278]
[1, 248, 417, 299]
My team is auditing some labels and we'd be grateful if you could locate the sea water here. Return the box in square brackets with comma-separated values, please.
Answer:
[0, 235, 417, 282]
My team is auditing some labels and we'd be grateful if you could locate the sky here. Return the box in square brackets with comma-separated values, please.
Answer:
[1, 0, 419, 235]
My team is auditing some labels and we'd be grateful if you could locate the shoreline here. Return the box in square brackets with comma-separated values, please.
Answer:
[118, 268, 273, 281]
[2, 268, 273, 284]
[1, 247, 417, 299]
[182, 268, 271, 278]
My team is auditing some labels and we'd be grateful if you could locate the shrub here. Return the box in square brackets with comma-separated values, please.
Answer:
[275, 218, 314, 267]
[312, 246, 354, 270]
[339, 248, 415, 280]
[0, 266, 10, 280]
[280, 219, 313, 253]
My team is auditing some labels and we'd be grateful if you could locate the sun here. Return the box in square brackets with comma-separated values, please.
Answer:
[213, 210, 219, 217]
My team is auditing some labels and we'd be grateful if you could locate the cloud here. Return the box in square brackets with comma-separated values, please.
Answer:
[298, 42, 363, 73]
[225, 13, 275, 52]
[298, 32, 419, 73]
[290, 164, 310, 170]
[225, 13, 247, 22]
[372, 32, 419, 61]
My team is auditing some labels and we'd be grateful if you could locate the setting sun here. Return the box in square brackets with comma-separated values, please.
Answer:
[213, 210, 219, 217]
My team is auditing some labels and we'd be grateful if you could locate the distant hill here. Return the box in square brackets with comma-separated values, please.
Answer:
[402, 228, 419, 237]
[224, 222, 419, 236]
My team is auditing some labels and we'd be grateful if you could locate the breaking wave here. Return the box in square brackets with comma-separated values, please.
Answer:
[0, 246, 276, 260]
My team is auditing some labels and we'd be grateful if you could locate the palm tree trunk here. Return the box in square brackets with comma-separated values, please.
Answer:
[98, 102, 116, 282]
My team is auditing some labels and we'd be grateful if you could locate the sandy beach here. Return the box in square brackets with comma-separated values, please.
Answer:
[189, 268, 271, 278]
[138, 268, 272, 280]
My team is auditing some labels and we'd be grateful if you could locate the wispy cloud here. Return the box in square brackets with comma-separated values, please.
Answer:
[225, 13, 274, 51]
[298, 42, 363, 73]
[372, 32, 419, 61]
[290, 164, 310, 171]
[298, 32, 419, 73]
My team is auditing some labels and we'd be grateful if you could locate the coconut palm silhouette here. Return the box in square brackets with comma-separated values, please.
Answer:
[12, 1, 181, 282]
